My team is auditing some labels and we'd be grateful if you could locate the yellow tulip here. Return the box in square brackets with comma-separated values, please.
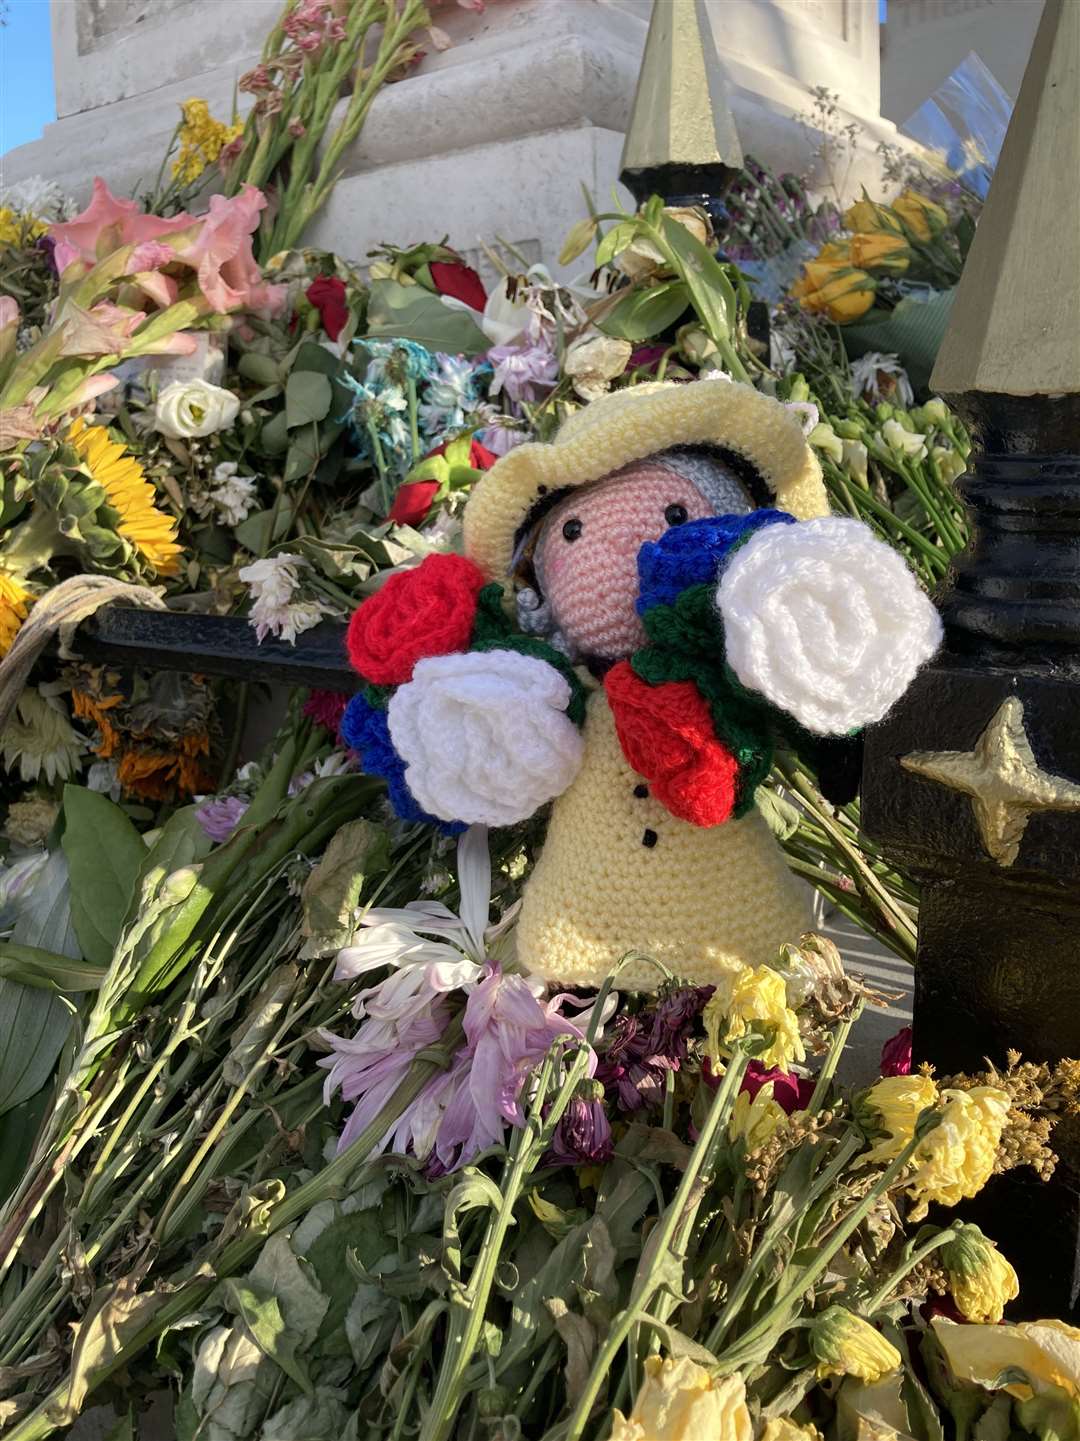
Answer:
[849, 232, 911, 274]
[817, 238, 852, 264]
[811, 1308, 902, 1383]
[941, 1224, 1020, 1324]
[932, 1316, 1080, 1401]
[861, 1074, 939, 1164]
[606, 1356, 752, 1441]
[906, 1086, 1009, 1221]
[843, 197, 895, 233]
[892, 189, 949, 241]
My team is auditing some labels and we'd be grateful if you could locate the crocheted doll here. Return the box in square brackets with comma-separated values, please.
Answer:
[343, 380, 941, 991]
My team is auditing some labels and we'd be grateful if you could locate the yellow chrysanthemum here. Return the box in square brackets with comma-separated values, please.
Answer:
[0, 571, 33, 655]
[760, 1420, 823, 1441]
[728, 1084, 788, 1149]
[67, 418, 181, 576]
[173, 98, 244, 184]
[906, 1085, 1009, 1221]
[607, 1356, 752, 1441]
[705, 965, 805, 1073]
[942, 1225, 1020, 1324]
[811, 1307, 901, 1383]
[861, 1074, 939, 1164]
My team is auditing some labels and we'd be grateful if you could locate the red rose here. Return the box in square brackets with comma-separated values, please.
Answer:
[346, 552, 487, 686]
[429, 259, 487, 312]
[388, 479, 440, 528]
[604, 661, 738, 827]
[306, 275, 348, 341]
[469, 437, 498, 470]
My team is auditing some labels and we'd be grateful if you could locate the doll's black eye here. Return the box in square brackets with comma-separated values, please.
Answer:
[562, 518, 583, 542]
[664, 503, 689, 527]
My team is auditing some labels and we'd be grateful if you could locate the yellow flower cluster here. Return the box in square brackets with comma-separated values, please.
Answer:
[861, 1074, 1009, 1220]
[704, 964, 805, 1073]
[0, 206, 47, 249]
[67, 418, 182, 576]
[0, 571, 33, 655]
[728, 1083, 789, 1148]
[791, 187, 949, 323]
[607, 1356, 751, 1441]
[172, 98, 244, 185]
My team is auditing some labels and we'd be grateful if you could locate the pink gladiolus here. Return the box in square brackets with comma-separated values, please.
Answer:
[171, 186, 287, 315]
[0, 297, 19, 331]
[49, 178, 192, 276]
[62, 373, 120, 409]
[57, 301, 145, 358]
[129, 270, 180, 309]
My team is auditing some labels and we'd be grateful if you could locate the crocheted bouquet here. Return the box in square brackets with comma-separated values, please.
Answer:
[342, 380, 942, 991]
[341, 552, 588, 833]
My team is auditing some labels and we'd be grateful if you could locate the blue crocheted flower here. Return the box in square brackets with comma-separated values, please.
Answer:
[340, 693, 464, 835]
[636, 511, 795, 616]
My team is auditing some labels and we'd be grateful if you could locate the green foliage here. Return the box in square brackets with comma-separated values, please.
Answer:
[60, 785, 146, 968]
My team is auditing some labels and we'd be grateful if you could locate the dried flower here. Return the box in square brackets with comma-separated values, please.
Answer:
[1, 687, 84, 785]
[941, 1224, 1019, 1324]
[704, 964, 805, 1073]
[549, 1080, 614, 1165]
[880, 1026, 912, 1077]
[239, 553, 330, 644]
[607, 1356, 751, 1441]
[860, 1073, 939, 1163]
[4, 795, 59, 848]
[195, 794, 250, 843]
[906, 1086, 1010, 1220]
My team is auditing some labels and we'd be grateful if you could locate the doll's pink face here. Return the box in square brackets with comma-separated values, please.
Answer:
[535, 461, 713, 661]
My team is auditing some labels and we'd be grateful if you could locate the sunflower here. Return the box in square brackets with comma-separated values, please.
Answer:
[67, 418, 182, 577]
[0, 571, 33, 655]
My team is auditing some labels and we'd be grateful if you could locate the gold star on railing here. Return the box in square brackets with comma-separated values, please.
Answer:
[901, 697, 1080, 867]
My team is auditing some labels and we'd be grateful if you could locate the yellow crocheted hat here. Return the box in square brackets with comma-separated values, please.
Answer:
[464, 379, 830, 579]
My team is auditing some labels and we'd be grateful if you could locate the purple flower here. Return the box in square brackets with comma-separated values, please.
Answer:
[487, 342, 559, 410]
[195, 794, 249, 843]
[596, 985, 714, 1112]
[880, 1026, 913, 1077]
[548, 1082, 614, 1166]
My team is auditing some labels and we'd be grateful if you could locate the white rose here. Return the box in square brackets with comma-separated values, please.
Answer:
[716, 517, 943, 735]
[154, 379, 241, 439]
[387, 650, 584, 826]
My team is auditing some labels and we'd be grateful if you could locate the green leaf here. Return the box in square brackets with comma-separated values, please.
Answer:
[237, 352, 284, 387]
[0, 851, 79, 1116]
[62, 785, 146, 967]
[658, 212, 738, 345]
[304, 1209, 388, 1357]
[248, 1232, 329, 1350]
[599, 279, 689, 341]
[0, 1082, 52, 1205]
[259, 410, 289, 456]
[285, 370, 332, 430]
[234, 500, 295, 555]
[366, 279, 489, 354]
[293, 341, 344, 377]
[595, 220, 639, 269]
[756, 785, 803, 842]
[262, 1390, 351, 1441]
[0, 942, 105, 992]
[300, 819, 390, 958]
[102, 1411, 134, 1441]
[284, 426, 322, 484]
[224, 1281, 314, 1397]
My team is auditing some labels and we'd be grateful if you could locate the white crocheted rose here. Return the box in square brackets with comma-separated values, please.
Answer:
[716, 517, 943, 735]
[387, 649, 584, 826]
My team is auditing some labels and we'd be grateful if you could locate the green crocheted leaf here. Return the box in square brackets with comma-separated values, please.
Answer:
[469, 582, 588, 727]
[640, 583, 723, 660]
[360, 681, 392, 710]
[709, 691, 774, 817]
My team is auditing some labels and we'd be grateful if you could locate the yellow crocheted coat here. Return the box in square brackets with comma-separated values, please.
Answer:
[515, 690, 814, 991]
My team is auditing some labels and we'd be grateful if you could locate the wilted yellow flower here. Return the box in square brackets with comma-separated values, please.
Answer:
[607, 1356, 751, 1441]
[906, 1086, 1009, 1221]
[811, 1308, 901, 1383]
[0, 207, 47, 247]
[932, 1316, 1080, 1401]
[67, 418, 182, 576]
[892, 189, 948, 241]
[0, 571, 33, 655]
[616, 206, 712, 281]
[941, 1224, 1019, 1324]
[728, 1084, 788, 1148]
[4, 794, 60, 848]
[791, 261, 875, 323]
[843, 197, 895, 233]
[172, 97, 243, 184]
[760, 1420, 823, 1441]
[849, 232, 911, 274]
[861, 1074, 939, 1164]
[705, 964, 805, 1072]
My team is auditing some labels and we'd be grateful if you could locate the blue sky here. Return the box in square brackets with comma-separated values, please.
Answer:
[1, 0, 56, 159]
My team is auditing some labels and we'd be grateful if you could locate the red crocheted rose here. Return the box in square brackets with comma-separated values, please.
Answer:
[429, 260, 487, 312]
[605, 661, 738, 827]
[305, 275, 348, 341]
[388, 479, 440, 527]
[346, 552, 486, 686]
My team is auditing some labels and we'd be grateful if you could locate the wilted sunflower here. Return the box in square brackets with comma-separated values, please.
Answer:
[67, 418, 182, 577]
[0, 571, 33, 655]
